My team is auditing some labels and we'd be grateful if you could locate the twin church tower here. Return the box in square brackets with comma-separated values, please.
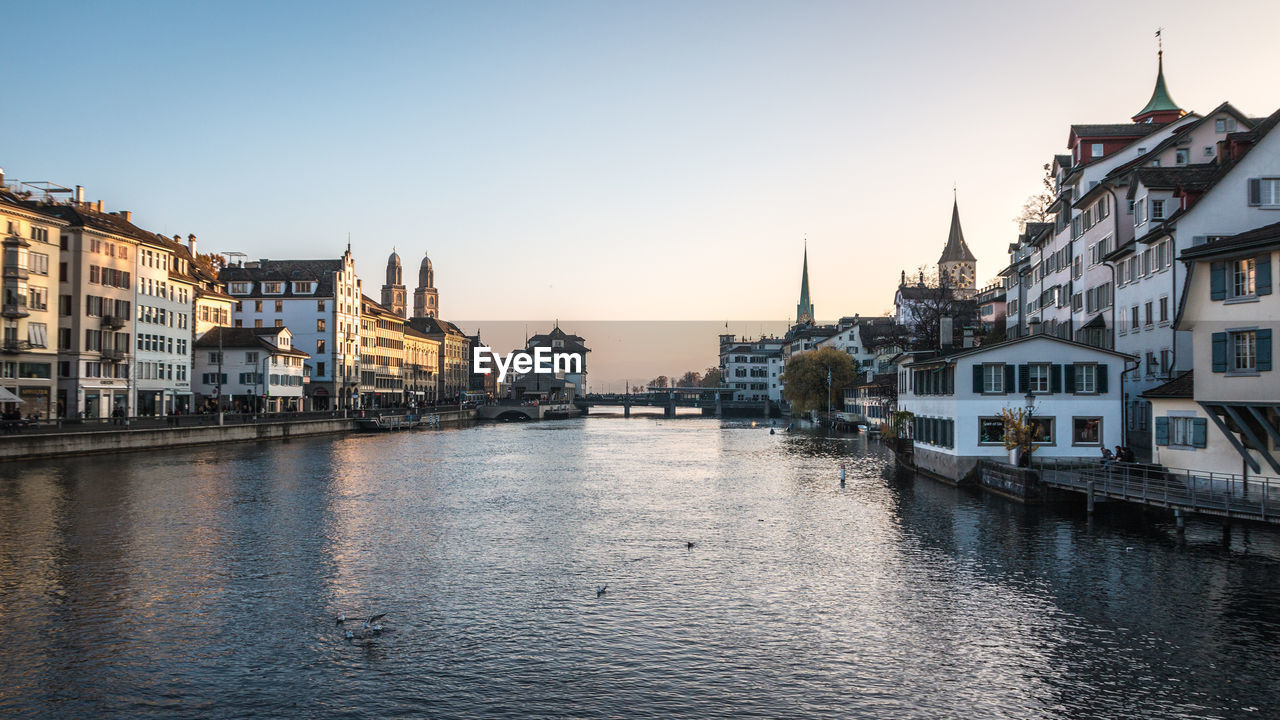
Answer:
[381, 250, 439, 319]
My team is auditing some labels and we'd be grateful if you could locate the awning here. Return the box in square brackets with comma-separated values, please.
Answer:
[0, 387, 20, 403]
[1081, 313, 1107, 330]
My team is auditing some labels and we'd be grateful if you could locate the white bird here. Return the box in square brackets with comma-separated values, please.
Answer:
[361, 612, 388, 631]
[344, 629, 354, 640]
[336, 612, 346, 624]
[596, 585, 607, 597]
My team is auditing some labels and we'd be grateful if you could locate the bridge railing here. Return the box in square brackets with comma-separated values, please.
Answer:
[1036, 458, 1280, 522]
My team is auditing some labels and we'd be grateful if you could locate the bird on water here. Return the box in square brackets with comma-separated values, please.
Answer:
[596, 585, 608, 597]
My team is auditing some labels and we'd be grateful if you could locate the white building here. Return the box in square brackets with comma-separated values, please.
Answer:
[219, 248, 362, 410]
[897, 335, 1133, 482]
[1147, 224, 1279, 476]
[193, 326, 310, 413]
[719, 334, 783, 403]
[133, 235, 196, 415]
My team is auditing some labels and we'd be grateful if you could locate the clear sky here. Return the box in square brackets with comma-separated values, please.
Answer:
[6, 0, 1279, 321]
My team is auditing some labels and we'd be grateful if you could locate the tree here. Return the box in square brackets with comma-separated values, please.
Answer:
[782, 347, 856, 413]
[678, 370, 702, 387]
[700, 367, 723, 388]
[193, 251, 226, 276]
[902, 269, 977, 351]
[1014, 162, 1055, 233]
[650, 375, 669, 388]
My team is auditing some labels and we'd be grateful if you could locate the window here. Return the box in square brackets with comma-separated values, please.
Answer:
[1175, 149, 1189, 165]
[317, 318, 326, 332]
[317, 300, 326, 312]
[293, 281, 316, 294]
[1074, 364, 1097, 393]
[254, 300, 263, 312]
[274, 300, 283, 312]
[316, 361, 326, 377]
[1151, 199, 1165, 221]
[1204, 146, 1214, 157]
[1159, 296, 1169, 323]
[978, 417, 1005, 444]
[1028, 363, 1050, 393]
[229, 282, 250, 294]
[262, 282, 284, 294]
[1230, 330, 1257, 372]
[1170, 417, 1195, 446]
[1130, 306, 1139, 332]
[982, 363, 1004, 393]
[1072, 417, 1101, 446]
[1231, 258, 1256, 298]
[1145, 301, 1154, 327]
[1135, 198, 1147, 225]
[246, 352, 259, 364]
[1091, 143, 1104, 158]
[1250, 178, 1280, 208]
[1029, 418, 1054, 445]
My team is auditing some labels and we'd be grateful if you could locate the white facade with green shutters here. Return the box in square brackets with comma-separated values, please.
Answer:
[897, 335, 1133, 481]
[1165, 227, 1280, 477]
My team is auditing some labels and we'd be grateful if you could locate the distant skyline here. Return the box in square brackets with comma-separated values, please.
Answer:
[6, 0, 1280, 320]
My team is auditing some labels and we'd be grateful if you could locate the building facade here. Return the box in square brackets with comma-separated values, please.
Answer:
[0, 189, 65, 418]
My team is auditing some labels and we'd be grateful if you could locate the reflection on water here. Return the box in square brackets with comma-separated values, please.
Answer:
[1, 418, 1278, 718]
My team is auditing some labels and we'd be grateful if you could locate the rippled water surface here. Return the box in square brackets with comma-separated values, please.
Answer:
[2, 417, 1280, 719]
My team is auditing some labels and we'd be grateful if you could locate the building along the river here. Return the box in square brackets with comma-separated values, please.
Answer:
[0, 186, 66, 418]
[193, 326, 310, 412]
[220, 248, 362, 410]
[897, 335, 1132, 482]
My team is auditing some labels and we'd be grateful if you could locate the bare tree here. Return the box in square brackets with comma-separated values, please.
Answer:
[650, 375, 669, 388]
[902, 271, 977, 351]
[678, 371, 702, 387]
[1014, 163, 1055, 233]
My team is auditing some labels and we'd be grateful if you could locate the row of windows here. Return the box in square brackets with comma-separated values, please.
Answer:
[1118, 297, 1171, 334]
[975, 416, 1102, 446]
[228, 281, 317, 295]
[137, 334, 187, 355]
[88, 265, 131, 289]
[136, 362, 187, 382]
[1118, 241, 1173, 285]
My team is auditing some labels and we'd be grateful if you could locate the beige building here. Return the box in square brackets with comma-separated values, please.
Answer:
[0, 187, 66, 418]
[408, 316, 469, 403]
[403, 325, 439, 406]
[359, 295, 407, 407]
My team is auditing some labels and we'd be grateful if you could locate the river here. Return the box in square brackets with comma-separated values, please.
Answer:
[1, 418, 1278, 718]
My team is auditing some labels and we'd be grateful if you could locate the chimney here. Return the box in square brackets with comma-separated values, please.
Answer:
[120, 210, 132, 223]
[963, 327, 975, 348]
[939, 316, 954, 353]
[173, 234, 181, 243]
[0, 168, 4, 187]
[188, 234, 197, 255]
[95, 200, 103, 212]
[74, 185, 84, 204]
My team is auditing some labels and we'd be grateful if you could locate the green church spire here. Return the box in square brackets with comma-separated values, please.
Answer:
[796, 242, 814, 324]
[1133, 32, 1183, 122]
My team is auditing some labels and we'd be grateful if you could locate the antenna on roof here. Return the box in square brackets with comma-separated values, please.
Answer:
[225, 251, 248, 267]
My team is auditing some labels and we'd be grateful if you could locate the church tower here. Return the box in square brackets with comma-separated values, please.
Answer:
[938, 198, 977, 299]
[413, 251, 439, 319]
[796, 244, 814, 324]
[381, 248, 407, 318]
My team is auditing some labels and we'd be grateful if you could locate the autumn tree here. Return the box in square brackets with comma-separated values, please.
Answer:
[782, 347, 856, 413]
[678, 370, 702, 387]
[650, 375, 669, 388]
[700, 367, 723, 387]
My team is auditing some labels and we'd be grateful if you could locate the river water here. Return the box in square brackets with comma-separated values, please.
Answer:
[1, 418, 1279, 719]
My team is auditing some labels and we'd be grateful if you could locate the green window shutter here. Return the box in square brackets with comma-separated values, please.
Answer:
[972, 364, 984, 393]
[1212, 332, 1228, 372]
[1050, 364, 1063, 393]
[1064, 363, 1076, 393]
[1096, 364, 1108, 393]
[1249, 178, 1262, 206]
[1192, 418, 1208, 448]
[1155, 417, 1169, 446]
[1018, 364, 1029, 393]
[1004, 364, 1015, 395]
[1258, 329, 1273, 371]
[1258, 254, 1273, 296]
[1210, 261, 1227, 300]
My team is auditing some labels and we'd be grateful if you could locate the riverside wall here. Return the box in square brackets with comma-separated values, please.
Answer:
[0, 410, 475, 462]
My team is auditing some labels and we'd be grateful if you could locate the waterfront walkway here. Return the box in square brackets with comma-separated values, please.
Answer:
[1037, 459, 1280, 525]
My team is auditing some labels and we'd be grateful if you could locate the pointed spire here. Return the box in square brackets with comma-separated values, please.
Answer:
[939, 197, 975, 264]
[796, 241, 814, 324]
[1132, 31, 1184, 123]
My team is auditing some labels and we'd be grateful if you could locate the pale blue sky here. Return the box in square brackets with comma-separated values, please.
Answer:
[6, 0, 1279, 320]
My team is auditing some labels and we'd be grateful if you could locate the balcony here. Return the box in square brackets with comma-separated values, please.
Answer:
[99, 348, 125, 362]
[1, 302, 29, 319]
[2, 266, 29, 280]
[101, 314, 126, 330]
[1, 340, 30, 354]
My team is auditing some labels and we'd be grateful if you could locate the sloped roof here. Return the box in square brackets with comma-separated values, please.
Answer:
[1130, 165, 1219, 193]
[1142, 370, 1193, 399]
[939, 199, 976, 263]
[193, 327, 311, 357]
[1180, 220, 1280, 260]
[219, 259, 345, 297]
[1133, 53, 1182, 120]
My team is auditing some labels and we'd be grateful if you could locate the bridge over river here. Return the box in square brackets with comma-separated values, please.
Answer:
[582, 387, 774, 418]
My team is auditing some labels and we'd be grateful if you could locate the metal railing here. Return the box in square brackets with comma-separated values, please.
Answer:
[0, 406, 470, 437]
[1036, 458, 1280, 523]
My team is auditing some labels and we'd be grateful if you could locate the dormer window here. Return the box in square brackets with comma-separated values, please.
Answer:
[229, 281, 250, 295]
[292, 281, 316, 294]
[1151, 199, 1165, 221]
[1090, 143, 1104, 159]
[262, 281, 284, 294]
